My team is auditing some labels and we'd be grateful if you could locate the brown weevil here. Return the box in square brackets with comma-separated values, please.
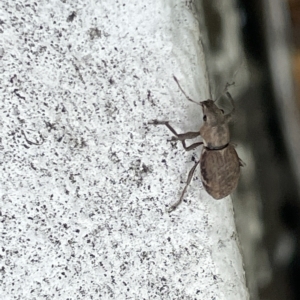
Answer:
[149, 76, 243, 212]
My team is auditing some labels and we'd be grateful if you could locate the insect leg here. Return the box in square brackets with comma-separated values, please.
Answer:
[239, 157, 246, 167]
[149, 120, 202, 150]
[168, 159, 201, 212]
[181, 140, 203, 151]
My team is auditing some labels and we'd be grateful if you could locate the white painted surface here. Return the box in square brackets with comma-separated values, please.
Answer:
[0, 0, 248, 299]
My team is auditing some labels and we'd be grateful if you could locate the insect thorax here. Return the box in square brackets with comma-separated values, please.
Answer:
[200, 123, 230, 149]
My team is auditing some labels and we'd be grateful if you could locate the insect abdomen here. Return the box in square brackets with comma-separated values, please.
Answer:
[200, 144, 240, 199]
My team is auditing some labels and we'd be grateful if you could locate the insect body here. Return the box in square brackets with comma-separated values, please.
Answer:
[150, 76, 242, 212]
[200, 142, 240, 199]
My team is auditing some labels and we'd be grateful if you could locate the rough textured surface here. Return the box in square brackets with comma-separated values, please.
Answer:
[0, 0, 248, 299]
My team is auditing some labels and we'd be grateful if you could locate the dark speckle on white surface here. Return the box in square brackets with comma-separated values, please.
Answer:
[0, 0, 248, 299]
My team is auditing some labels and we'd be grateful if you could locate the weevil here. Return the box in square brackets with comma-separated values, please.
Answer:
[149, 76, 243, 212]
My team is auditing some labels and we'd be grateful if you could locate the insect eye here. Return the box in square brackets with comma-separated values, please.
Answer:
[203, 115, 207, 121]
[221, 109, 224, 114]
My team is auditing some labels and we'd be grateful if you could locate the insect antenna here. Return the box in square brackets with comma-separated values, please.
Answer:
[173, 75, 200, 105]
[214, 81, 235, 103]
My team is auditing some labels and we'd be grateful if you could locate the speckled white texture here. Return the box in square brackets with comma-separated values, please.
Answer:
[0, 0, 248, 299]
